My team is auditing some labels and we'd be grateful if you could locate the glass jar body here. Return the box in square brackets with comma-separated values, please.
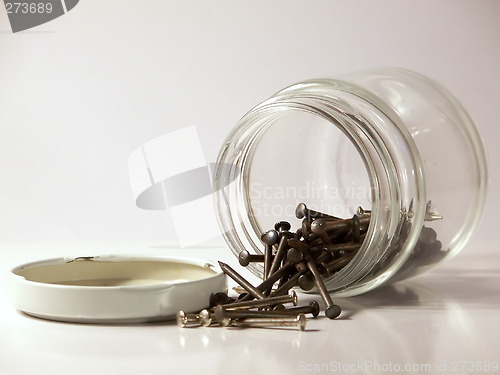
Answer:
[214, 68, 488, 296]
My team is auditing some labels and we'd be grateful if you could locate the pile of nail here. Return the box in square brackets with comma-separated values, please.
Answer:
[177, 291, 310, 331]
[177, 203, 371, 330]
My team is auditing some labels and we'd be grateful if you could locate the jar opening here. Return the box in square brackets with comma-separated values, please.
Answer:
[247, 109, 373, 234]
[214, 76, 427, 296]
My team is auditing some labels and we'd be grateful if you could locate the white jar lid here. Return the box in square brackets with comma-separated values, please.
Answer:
[7, 255, 226, 323]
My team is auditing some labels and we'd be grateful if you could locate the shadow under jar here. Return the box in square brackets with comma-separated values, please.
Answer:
[213, 68, 488, 297]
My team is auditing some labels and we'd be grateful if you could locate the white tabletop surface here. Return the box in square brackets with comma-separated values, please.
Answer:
[0, 242, 499, 375]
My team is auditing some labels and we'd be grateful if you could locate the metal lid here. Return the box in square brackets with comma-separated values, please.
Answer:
[7, 255, 226, 323]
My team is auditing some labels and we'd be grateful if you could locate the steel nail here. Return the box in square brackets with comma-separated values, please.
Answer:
[261, 229, 279, 278]
[258, 262, 296, 295]
[297, 273, 315, 291]
[313, 249, 333, 264]
[352, 214, 361, 243]
[220, 314, 307, 331]
[419, 226, 437, 244]
[356, 206, 372, 216]
[287, 238, 312, 253]
[221, 290, 298, 310]
[301, 218, 314, 239]
[238, 262, 296, 302]
[274, 221, 292, 232]
[317, 230, 333, 245]
[199, 309, 213, 327]
[324, 252, 356, 273]
[176, 310, 211, 328]
[268, 232, 293, 277]
[322, 242, 362, 253]
[270, 268, 306, 296]
[286, 247, 304, 264]
[268, 300, 320, 317]
[209, 292, 235, 307]
[304, 254, 341, 319]
[238, 250, 265, 267]
[295, 203, 341, 221]
[215, 305, 306, 320]
[311, 217, 370, 235]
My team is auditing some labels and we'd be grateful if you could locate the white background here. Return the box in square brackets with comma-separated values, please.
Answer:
[1, 3, 500, 375]
[0, 1, 499, 246]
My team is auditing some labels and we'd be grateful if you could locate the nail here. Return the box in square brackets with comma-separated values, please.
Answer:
[301, 218, 314, 239]
[176, 310, 213, 328]
[199, 309, 213, 327]
[321, 242, 362, 253]
[313, 249, 333, 264]
[425, 200, 443, 221]
[209, 292, 235, 307]
[277, 264, 291, 291]
[176, 311, 197, 327]
[287, 238, 312, 253]
[352, 215, 361, 243]
[304, 254, 341, 319]
[311, 217, 370, 235]
[261, 230, 279, 279]
[316, 262, 331, 278]
[214, 305, 308, 320]
[221, 290, 298, 310]
[268, 232, 293, 277]
[408, 199, 414, 217]
[295, 261, 308, 273]
[327, 230, 350, 244]
[238, 262, 296, 302]
[295, 203, 340, 221]
[274, 221, 292, 232]
[257, 262, 296, 295]
[270, 268, 307, 296]
[419, 226, 437, 244]
[424, 240, 442, 253]
[238, 250, 265, 267]
[218, 261, 266, 299]
[264, 244, 272, 281]
[324, 252, 356, 273]
[286, 247, 303, 264]
[237, 292, 249, 301]
[269, 300, 320, 317]
[356, 206, 371, 216]
[310, 218, 351, 234]
[261, 229, 280, 246]
[342, 229, 353, 243]
[220, 314, 307, 331]
[297, 273, 315, 291]
[316, 230, 332, 245]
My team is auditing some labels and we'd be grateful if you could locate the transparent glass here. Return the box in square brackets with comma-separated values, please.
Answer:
[213, 68, 488, 296]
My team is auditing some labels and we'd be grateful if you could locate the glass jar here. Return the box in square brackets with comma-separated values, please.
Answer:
[213, 68, 488, 296]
